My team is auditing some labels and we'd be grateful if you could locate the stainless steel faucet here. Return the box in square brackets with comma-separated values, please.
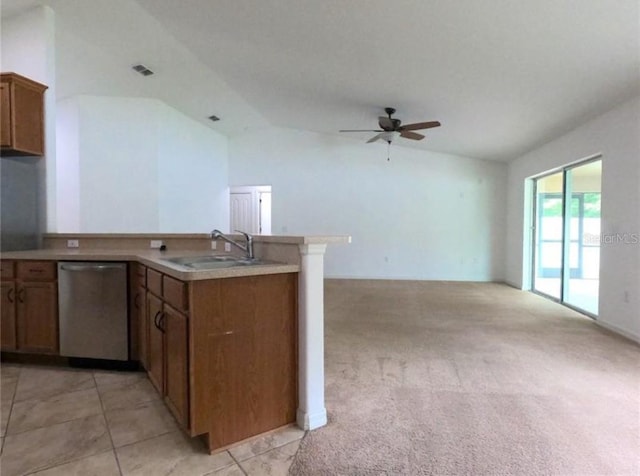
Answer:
[210, 229, 254, 259]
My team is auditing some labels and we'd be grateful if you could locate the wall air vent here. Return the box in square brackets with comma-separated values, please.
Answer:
[208, 115, 220, 122]
[132, 64, 154, 76]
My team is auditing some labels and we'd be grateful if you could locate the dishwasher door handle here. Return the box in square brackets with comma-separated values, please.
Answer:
[59, 264, 124, 272]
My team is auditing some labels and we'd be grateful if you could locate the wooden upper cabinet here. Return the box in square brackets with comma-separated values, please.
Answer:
[0, 73, 48, 157]
[0, 82, 11, 148]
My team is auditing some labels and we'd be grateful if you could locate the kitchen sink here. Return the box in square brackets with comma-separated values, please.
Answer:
[162, 255, 269, 270]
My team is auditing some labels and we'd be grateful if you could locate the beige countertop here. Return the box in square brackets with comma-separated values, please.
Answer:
[42, 233, 352, 245]
[1, 249, 300, 281]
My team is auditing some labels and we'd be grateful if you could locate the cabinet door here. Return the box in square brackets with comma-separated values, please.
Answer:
[147, 293, 164, 394]
[137, 285, 148, 369]
[164, 305, 189, 429]
[17, 281, 58, 353]
[1, 282, 17, 350]
[0, 82, 11, 147]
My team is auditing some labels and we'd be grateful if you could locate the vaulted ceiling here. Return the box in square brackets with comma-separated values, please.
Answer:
[2, 0, 639, 161]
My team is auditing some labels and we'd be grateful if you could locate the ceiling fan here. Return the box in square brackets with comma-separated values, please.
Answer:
[340, 107, 441, 144]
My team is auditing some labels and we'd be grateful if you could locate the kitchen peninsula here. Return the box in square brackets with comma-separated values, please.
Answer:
[1, 233, 350, 453]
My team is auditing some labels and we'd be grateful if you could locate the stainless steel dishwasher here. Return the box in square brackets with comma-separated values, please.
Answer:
[58, 262, 129, 361]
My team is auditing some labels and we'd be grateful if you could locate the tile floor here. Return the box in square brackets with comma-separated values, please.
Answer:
[0, 363, 305, 476]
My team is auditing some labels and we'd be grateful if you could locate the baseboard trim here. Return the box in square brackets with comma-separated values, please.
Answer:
[503, 279, 523, 290]
[297, 408, 327, 430]
[595, 320, 640, 344]
[324, 275, 505, 282]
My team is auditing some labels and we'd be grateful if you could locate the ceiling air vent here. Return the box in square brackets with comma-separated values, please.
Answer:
[208, 115, 220, 122]
[132, 64, 154, 76]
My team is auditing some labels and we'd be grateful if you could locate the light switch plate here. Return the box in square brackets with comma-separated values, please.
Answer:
[67, 239, 79, 248]
[150, 240, 163, 249]
[224, 243, 231, 252]
[211, 241, 217, 250]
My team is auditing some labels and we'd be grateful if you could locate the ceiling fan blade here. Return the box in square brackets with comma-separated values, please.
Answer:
[400, 131, 425, 141]
[366, 133, 386, 143]
[378, 116, 395, 131]
[398, 121, 441, 132]
[339, 129, 383, 132]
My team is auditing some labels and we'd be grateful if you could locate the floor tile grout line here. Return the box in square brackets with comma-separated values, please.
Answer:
[110, 428, 178, 452]
[200, 460, 245, 476]
[3, 371, 104, 437]
[21, 450, 117, 476]
[4, 408, 105, 438]
[94, 373, 182, 459]
[228, 450, 249, 476]
[99, 394, 162, 415]
[92, 371, 125, 476]
[11, 369, 96, 406]
[11, 379, 97, 405]
[0, 367, 20, 453]
[4, 364, 304, 475]
[4, 371, 116, 474]
[230, 433, 306, 463]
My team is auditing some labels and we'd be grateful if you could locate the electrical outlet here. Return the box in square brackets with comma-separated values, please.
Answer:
[150, 240, 163, 249]
[67, 239, 79, 248]
[224, 243, 231, 252]
[211, 240, 217, 250]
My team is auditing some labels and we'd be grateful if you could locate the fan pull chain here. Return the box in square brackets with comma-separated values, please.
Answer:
[387, 140, 391, 161]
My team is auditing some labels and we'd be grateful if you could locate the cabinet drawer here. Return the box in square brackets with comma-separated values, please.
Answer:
[17, 261, 56, 281]
[1, 260, 15, 280]
[147, 268, 162, 297]
[163, 275, 188, 312]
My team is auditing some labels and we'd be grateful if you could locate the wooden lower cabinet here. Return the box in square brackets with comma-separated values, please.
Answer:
[142, 267, 298, 453]
[146, 287, 189, 429]
[136, 284, 148, 368]
[164, 304, 189, 428]
[191, 273, 298, 451]
[1, 261, 58, 354]
[16, 281, 58, 353]
[1, 281, 17, 350]
[147, 293, 164, 394]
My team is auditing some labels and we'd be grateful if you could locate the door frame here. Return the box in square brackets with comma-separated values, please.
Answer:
[529, 155, 602, 317]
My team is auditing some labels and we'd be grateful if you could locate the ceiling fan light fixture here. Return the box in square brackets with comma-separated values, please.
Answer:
[382, 131, 399, 143]
[340, 107, 441, 146]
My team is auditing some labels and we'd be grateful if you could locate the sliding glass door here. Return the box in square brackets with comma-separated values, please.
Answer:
[532, 159, 601, 316]
[533, 172, 564, 299]
[563, 161, 601, 314]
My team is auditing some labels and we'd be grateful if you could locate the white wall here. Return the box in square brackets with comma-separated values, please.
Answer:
[1, 6, 56, 234]
[157, 102, 228, 232]
[506, 96, 640, 340]
[56, 95, 228, 233]
[55, 98, 79, 231]
[230, 127, 507, 281]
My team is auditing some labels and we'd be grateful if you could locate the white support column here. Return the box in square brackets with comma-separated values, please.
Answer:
[296, 243, 328, 430]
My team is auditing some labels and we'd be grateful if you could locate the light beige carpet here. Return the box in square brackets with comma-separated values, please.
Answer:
[290, 280, 640, 475]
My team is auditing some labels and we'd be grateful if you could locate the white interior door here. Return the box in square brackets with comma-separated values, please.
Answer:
[230, 192, 254, 233]
[229, 186, 271, 234]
